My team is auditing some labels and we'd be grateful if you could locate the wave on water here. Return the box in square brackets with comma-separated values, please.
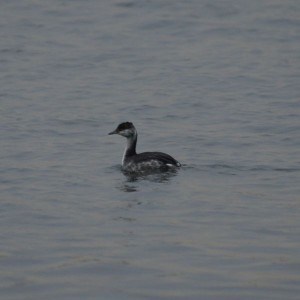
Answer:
[183, 163, 300, 174]
[206, 164, 300, 173]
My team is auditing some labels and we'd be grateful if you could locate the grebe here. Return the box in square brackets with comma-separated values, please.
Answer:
[109, 122, 181, 172]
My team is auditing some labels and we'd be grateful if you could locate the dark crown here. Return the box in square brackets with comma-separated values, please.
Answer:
[117, 122, 134, 131]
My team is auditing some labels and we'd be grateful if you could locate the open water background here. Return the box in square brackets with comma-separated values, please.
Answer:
[1, 0, 300, 299]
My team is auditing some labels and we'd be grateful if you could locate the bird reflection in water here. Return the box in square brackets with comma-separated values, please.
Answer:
[118, 168, 179, 193]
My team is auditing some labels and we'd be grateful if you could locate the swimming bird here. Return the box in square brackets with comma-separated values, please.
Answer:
[109, 122, 181, 172]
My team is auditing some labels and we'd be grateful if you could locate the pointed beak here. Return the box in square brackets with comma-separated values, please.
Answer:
[108, 129, 117, 135]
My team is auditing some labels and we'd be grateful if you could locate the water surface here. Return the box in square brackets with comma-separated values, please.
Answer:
[1, 0, 300, 299]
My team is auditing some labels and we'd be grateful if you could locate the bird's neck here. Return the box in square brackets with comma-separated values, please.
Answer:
[122, 133, 137, 165]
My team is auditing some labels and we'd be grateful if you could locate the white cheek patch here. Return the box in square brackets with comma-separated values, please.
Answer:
[120, 129, 132, 137]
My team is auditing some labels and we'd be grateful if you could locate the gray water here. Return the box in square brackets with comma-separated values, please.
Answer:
[1, 0, 300, 299]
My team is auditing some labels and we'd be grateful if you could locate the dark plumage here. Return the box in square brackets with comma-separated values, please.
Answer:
[130, 152, 179, 166]
[109, 122, 181, 171]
